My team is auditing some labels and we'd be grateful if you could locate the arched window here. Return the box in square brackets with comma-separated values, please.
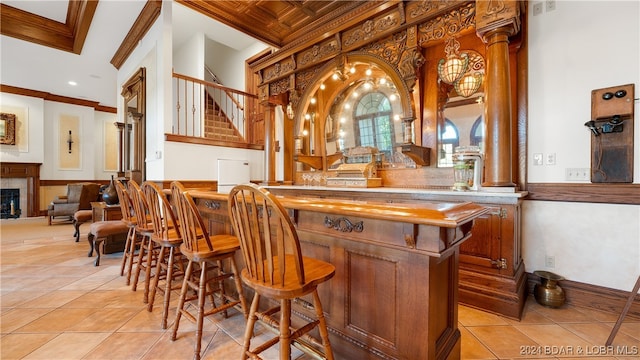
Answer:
[438, 118, 459, 167]
[354, 92, 393, 157]
[470, 116, 484, 148]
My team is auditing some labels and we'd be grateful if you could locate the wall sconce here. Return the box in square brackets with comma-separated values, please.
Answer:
[437, 38, 469, 85]
[67, 130, 73, 153]
[454, 51, 485, 98]
[438, 37, 485, 98]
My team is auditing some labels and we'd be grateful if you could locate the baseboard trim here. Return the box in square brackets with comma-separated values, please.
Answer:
[527, 273, 640, 320]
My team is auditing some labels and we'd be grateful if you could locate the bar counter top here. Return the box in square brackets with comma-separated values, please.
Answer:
[187, 188, 489, 228]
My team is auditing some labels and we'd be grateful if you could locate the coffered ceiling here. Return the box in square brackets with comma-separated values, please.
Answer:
[0, 0, 365, 108]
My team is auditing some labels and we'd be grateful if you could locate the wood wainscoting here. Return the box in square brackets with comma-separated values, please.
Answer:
[527, 273, 640, 321]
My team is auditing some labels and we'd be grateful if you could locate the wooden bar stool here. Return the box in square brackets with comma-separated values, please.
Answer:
[113, 179, 141, 286]
[228, 183, 335, 360]
[170, 181, 248, 360]
[142, 181, 186, 329]
[128, 180, 157, 304]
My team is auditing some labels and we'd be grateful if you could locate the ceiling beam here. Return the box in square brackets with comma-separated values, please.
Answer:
[0, 1, 97, 55]
[110, 0, 162, 69]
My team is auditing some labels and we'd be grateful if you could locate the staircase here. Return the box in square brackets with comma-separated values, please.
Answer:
[203, 93, 243, 142]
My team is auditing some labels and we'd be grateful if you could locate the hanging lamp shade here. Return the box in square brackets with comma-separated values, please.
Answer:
[455, 72, 483, 98]
[437, 38, 469, 84]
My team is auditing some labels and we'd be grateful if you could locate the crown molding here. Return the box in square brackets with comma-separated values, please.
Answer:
[1, 84, 116, 113]
[110, 0, 162, 69]
[0, 1, 97, 55]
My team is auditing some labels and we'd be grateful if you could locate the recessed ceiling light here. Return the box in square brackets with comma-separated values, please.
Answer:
[68, 81, 77, 86]
[89, 74, 101, 79]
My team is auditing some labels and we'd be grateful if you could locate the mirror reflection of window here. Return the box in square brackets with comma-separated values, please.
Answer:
[439, 97, 484, 167]
[354, 92, 393, 158]
[439, 119, 459, 167]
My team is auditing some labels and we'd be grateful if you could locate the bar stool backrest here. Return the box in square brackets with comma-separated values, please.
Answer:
[114, 179, 136, 225]
[128, 180, 152, 232]
[170, 181, 213, 253]
[228, 183, 305, 287]
[142, 181, 180, 241]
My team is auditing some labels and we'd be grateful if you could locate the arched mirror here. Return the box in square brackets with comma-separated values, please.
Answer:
[294, 55, 421, 172]
[119, 68, 146, 183]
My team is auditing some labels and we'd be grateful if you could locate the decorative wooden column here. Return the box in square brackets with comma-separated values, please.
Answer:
[475, 1, 521, 187]
[261, 99, 277, 185]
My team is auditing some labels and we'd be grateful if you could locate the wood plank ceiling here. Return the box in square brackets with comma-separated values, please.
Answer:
[176, 0, 362, 48]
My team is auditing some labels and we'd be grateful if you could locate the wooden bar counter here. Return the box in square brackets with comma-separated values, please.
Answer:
[187, 188, 488, 359]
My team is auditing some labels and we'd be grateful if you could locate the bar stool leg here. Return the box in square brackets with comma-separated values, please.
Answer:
[171, 260, 194, 341]
[313, 290, 334, 360]
[242, 293, 261, 360]
[606, 275, 640, 346]
[279, 299, 292, 360]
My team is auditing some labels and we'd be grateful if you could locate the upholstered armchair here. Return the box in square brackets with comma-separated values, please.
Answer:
[47, 183, 101, 225]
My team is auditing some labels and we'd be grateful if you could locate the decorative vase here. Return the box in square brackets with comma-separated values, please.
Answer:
[102, 175, 119, 205]
[533, 270, 566, 308]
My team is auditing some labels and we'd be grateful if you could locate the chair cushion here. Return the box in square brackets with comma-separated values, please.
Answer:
[89, 220, 129, 238]
[74, 210, 93, 222]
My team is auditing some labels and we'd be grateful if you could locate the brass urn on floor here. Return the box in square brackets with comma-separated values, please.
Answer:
[533, 270, 566, 308]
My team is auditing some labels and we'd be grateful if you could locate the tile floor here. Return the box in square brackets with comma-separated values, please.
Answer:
[1, 217, 638, 359]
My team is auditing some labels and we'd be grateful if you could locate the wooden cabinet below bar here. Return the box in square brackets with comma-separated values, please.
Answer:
[188, 189, 488, 359]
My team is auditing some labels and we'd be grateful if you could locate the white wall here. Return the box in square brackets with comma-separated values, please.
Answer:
[163, 141, 264, 181]
[0, 93, 44, 164]
[525, 1, 640, 291]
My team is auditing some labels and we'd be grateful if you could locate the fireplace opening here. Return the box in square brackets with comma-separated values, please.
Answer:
[1, 189, 21, 219]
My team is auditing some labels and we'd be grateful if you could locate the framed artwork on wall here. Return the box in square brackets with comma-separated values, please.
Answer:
[0, 113, 16, 145]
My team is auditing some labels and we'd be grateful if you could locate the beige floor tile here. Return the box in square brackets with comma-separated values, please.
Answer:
[141, 330, 217, 360]
[516, 324, 599, 358]
[67, 307, 141, 332]
[466, 325, 538, 359]
[1, 308, 53, 333]
[18, 290, 86, 308]
[458, 305, 511, 327]
[62, 289, 145, 309]
[15, 308, 96, 333]
[0, 333, 58, 359]
[533, 304, 595, 323]
[82, 332, 163, 360]
[460, 326, 498, 359]
[21, 332, 111, 360]
[1, 290, 47, 308]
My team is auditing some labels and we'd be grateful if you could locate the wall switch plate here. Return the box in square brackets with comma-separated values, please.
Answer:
[533, 153, 543, 165]
[546, 153, 556, 165]
[545, 255, 555, 268]
[546, 0, 556, 12]
[533, 2, 543, 16]
[565, 168, 590, 181]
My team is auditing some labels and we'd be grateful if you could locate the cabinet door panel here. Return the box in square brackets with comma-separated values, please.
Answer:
[459, 206, 501, 273]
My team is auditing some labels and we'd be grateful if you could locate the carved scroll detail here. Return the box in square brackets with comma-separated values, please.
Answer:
[324, 216, 364, 233]
[417, 2, 475, 47]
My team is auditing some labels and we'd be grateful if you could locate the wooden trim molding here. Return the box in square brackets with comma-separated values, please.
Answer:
[526, 183, 640, 205]
[0, 84, 116, 113]
[110, 0, 162, 69]
[40, 180, 110, 187]
[0, 1, 97, 54]
[165, 133, 265, 151]
[527, 273, 640, 321]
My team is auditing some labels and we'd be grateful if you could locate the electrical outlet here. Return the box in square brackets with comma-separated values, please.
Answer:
[533, 153, 543, 166]
[545, 255, 555, 268]
[565, 168, 590, 181]
[545, 153, 556, 165]
[532, 2, 543, 16]
[546, 0, 556, 12]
